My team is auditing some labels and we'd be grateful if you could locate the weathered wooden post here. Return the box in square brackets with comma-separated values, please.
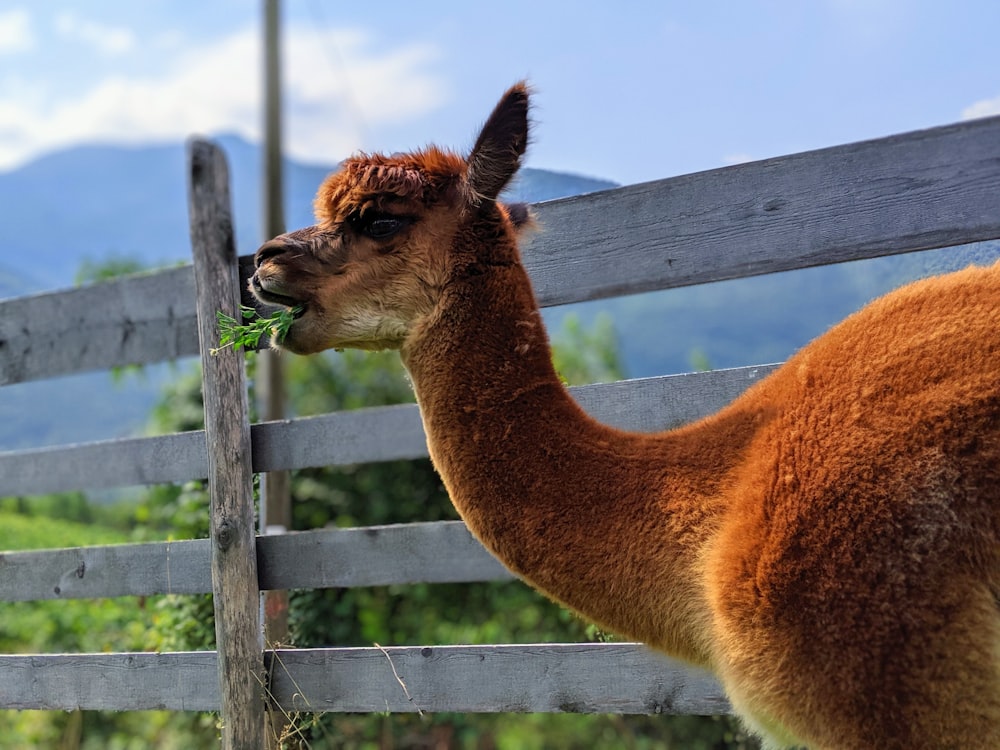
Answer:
[188, 138, 267, 750]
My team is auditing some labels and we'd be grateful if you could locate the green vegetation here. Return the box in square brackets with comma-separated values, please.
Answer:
[74, 254, 149, 286]
[0, 501, 194, 748]
[212, 305, 302, 355]
[1, 503, 126, 551]
[1, 314, 756, 749]
[0, 507, 144, 657]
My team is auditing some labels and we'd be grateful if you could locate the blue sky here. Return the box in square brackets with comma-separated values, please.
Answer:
[0, 1, 998, 186]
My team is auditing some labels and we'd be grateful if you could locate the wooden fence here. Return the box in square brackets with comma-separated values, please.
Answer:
[2, 115, 999, 748]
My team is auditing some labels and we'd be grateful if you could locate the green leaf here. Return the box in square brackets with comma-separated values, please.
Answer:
[211, 305, 302, 356]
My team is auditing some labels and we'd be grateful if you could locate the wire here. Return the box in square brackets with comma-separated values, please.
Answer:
[300, 0, 370, 148]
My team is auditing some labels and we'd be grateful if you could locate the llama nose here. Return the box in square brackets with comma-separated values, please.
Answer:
[254, 238, 290, 268]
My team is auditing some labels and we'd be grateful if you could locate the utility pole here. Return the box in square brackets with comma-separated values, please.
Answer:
[263, 0, 285, 248]
[260, 4, 291, 747]
[260, 0, 290, 658]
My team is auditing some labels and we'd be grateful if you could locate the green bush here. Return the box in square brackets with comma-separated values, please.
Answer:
[0, 507, 215, 747]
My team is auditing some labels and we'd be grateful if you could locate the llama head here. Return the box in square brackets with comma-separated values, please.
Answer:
[250, 82, 532, 354]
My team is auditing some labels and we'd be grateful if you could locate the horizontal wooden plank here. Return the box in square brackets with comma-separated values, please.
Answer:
[0, 521, 503, 601]
[525, 114, 1000, 305]
[0, 651, 219, 712]
[258, 521, 513, 591]
[0, 644, 731, 716]
[3, 116, 998, 384]
[268, 644, 731, 716]
[251, 401, 428, 475]
[0, 538, 212, 601]
[0, 430, 208, 497]
[252, 363, 779, 474]
[0, 365, 777, 495]
[0, 266, 199, 385]
[571, 363, 778, 434]
[0, 522, 512, 602]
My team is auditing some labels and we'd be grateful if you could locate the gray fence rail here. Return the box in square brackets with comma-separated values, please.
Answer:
[0, 644, 730, 716]
[0, 365, 778, 496]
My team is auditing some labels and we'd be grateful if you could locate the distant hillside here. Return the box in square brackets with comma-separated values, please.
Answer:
[550, 240, 1000, 378]
[0, 136, 616, 294]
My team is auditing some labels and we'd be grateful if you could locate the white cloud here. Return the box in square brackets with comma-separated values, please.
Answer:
[54, 11, 136, 56]
[0, 24, 447, 169]
[0, 9, 33, 54]
[962, 95, 1000, 121]
[281, 28, 446, 163]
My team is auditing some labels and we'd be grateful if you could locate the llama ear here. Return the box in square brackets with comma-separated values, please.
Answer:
[467, 82, 530, 202]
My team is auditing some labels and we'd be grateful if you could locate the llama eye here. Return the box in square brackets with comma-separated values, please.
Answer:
[366, 218, 404, 239]
[352, 212, 412, 240]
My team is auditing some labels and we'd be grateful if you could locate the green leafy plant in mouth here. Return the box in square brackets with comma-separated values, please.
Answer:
[211, 304, 302, 355]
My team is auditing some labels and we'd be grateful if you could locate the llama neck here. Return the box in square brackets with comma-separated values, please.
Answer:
[402, 261, 747, 664]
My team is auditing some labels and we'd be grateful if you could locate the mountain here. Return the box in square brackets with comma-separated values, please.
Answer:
[0, 136, 616, 294]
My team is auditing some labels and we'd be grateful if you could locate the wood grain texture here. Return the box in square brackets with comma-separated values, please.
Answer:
[0, 645, 730, 716]
[257, 521, 514, 590]
[188, 138, 265, 749]
[0, 365, 778, 496]
[0, 266, 199, 385]
[267, 644, 730, 716]
[0, 522, 511, 602]
[0, 538, 211, 601]
[0, 651, 219, 711]
[523, 115, 1000, 306]
[0, 430, 208, 496]
[3, 116, 999, 385]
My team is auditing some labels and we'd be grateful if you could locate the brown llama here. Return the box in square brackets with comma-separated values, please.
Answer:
[250, 83, 1000, 749]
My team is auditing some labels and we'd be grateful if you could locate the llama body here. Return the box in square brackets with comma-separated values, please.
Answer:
[251, 84, 1000, 748]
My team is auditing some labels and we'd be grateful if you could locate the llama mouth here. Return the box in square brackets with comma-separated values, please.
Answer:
[251, 274, 305, 312]
[257, 288, 303, 310]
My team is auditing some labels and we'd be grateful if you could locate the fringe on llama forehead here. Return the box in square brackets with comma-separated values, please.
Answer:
[313, 147, 468, 226]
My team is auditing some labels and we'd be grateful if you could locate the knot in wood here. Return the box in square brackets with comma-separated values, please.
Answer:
[215, 519, 237, 551]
